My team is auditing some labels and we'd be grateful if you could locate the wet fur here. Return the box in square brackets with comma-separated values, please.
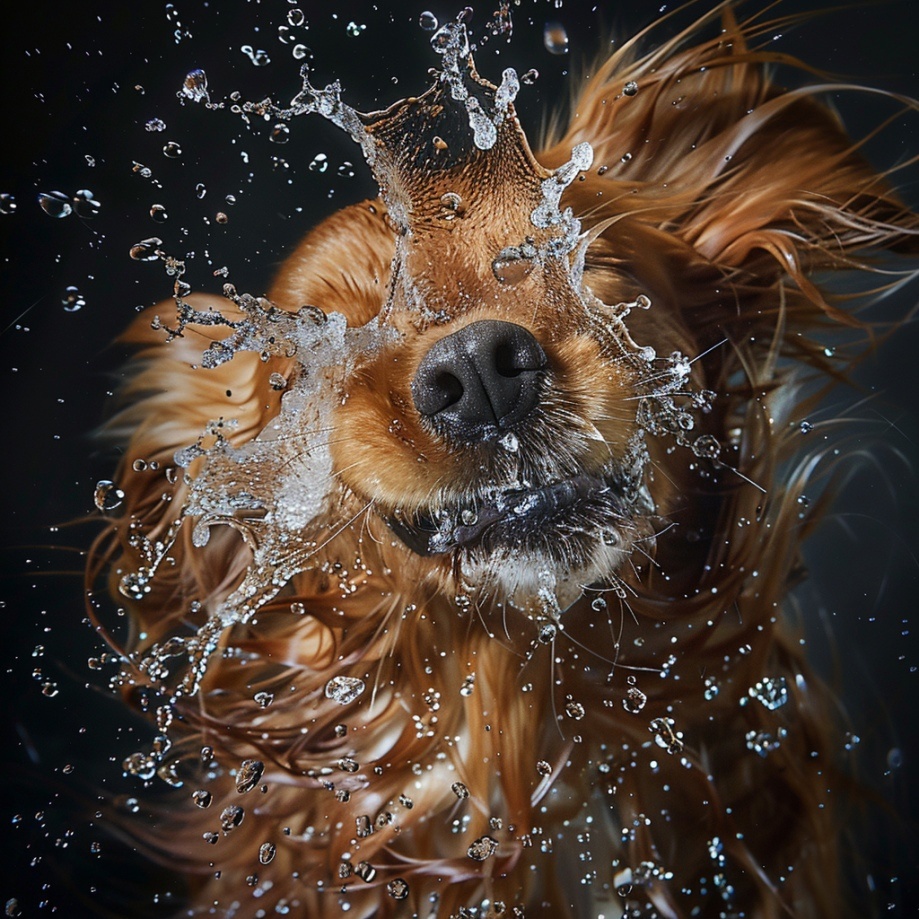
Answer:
[92, 4, 918, 918]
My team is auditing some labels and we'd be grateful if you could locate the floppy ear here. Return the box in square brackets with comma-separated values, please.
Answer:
[542, 5, 919, 341]
[269, 200, 394, 323]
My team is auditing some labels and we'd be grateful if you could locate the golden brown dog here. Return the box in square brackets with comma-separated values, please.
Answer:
[91, 4, 918, 917]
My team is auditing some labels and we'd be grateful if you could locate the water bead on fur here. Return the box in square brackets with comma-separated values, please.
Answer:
[324, 676, 366, 705]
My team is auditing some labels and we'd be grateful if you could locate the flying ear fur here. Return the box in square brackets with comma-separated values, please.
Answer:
[544, 4, 918, 340]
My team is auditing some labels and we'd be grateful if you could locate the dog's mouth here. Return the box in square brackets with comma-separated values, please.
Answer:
[383, 469, 631, 557]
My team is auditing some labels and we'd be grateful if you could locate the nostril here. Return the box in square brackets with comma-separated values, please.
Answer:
[494, 341, 521, 377]
[493, 334, 546, 377]
[434, 371, 463, 408]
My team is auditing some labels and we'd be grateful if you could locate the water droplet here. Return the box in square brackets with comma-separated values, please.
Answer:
[386, 878, 410, 900]
[192, 789, 212, 808]
[241, 45, 271, 67]
[215, 211, 228, 224]
[254, 691, 274, 708]
[537, 623, 557, 644]
[498, 431, 519, 452]
[337, 161, 355, 178]
[565, 700, 585, 720]
[38, 191, 72, 218]
[150, 203, 168, 223]
[799, 420, 813, 434]
[324, 675, 366, 704]
[292, 43, 309, 61]
[622, 686, 647, 714]
[145, 118, 166, 132]
[270, 123, 290, 144]
[535, 760, 552, 776]
[419, 11, 438, 31]
[439, 191, 464, 219]
[62, 286, 85, 312]
[122, 751, 156, 779]
[287, 8, 305, 27]
[129, 237, 163, 261]
[220, 804, 245, 831]
[93, 480, 124, 511]
[309, 153, 328, 173]
[692, 434, 720, 459]
[259, 842, 276, 864]
[0, 194, 16, 215]
[162, 141, 182, 158]
[745, 728, 785, 757]
[703, 676, 720, 700]
[746, 676, 788, 711]
[458, 509, 478, 527]
[118, 571, 150, 600]
[236, 759, 264, 793]
[67, 182, 95, 214]
[649, 717, 683, 754]
[354, 861, 376, 882]
[543, 22, 568, 54]
[451, 781, 469, 799]
[590, 596, 607, 612]
[345, 21, 366, 38]
[623, 81, 639, 96]
[521, 69, 539, 86]
[467, 835, 498, 861]
[491, 245, 535, 284]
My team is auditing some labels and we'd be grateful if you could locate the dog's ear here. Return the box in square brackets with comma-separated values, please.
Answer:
[269, 201, 395, 325]
[542, 7, 918, 336]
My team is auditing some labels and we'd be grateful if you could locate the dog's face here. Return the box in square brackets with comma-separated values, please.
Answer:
[301, 56, 702, 608]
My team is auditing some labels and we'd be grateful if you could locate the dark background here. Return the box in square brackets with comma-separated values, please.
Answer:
[1, 0, 917, 915]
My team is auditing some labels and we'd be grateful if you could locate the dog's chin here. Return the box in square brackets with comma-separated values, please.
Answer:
[382, 468, 647, 609]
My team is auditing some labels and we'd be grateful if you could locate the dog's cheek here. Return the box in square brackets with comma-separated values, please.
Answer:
[549, 335, 640, 463]
[329, 377, 453, 510]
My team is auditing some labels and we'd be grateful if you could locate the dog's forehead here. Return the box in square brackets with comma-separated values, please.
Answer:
[365, 82, 591, 326]
[366, 85, 548, 239]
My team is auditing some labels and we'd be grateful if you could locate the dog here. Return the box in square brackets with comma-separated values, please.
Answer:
[90, 4, 919, 917]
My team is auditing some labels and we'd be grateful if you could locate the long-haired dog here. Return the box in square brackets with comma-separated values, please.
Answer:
[90, 4, 918, 917]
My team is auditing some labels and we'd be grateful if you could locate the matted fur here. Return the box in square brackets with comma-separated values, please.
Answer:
[89, 4, 918, 917]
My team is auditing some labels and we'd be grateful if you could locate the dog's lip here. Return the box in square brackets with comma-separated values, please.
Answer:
[384, 471, 620, 557]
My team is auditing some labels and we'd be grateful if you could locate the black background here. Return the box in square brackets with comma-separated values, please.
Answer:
[1, 1, 917, 915]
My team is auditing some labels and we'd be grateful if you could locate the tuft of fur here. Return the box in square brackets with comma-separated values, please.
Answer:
[89, 5, 918, 918]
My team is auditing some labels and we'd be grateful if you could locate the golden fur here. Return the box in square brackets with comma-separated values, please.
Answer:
[90, 4, 918, 917]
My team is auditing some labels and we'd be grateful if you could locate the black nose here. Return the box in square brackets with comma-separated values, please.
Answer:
[411, 320, 547, 441]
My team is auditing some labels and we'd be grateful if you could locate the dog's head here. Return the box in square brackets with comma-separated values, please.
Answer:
[289, 28, 706, 608]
